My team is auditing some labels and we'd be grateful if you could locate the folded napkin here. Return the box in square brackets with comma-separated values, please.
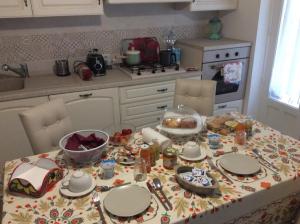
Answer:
[65, 133, 105, 151]
[223, 61, 242, 84]
[142, 127, 172, 151]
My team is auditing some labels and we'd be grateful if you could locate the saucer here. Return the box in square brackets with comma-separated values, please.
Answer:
[179, 147, 207, 161]
[59, 179, 96, 198]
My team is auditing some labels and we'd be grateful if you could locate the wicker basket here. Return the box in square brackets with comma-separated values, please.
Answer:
[175, 165, 218, 195]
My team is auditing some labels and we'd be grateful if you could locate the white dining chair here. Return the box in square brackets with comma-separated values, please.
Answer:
[19, 99, 72, 154]
[174, 79, 217, 116]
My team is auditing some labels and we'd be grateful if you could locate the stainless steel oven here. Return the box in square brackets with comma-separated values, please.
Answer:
[202, 46, 250, 104]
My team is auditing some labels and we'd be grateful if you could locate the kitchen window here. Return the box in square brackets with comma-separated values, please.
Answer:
[268, 0, 300, 108]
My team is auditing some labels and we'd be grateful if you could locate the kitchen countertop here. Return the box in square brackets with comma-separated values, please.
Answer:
[0, 67, 201, 102]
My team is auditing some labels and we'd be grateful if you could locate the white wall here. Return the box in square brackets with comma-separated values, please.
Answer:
[218, 0, 262, 118]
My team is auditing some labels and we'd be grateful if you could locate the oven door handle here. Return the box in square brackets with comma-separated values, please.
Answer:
[210, 65, 224, 70]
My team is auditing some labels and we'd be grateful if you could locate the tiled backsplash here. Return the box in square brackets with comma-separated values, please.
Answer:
[0, 23, 204, 64]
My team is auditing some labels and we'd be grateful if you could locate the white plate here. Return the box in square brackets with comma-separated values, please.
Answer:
[157, 114, 205, 136]
[59, 179, 96, 198]
[104, 185, 151, 217]
[179, 147, 207, 161]
[219, 154, 261, 175]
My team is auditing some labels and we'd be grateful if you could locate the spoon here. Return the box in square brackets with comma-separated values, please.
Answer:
[153, 178, 173, 210]
[252, 148, 279, 172]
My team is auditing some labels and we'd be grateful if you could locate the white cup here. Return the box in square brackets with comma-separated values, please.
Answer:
[62, 171, 92, 193]
[182, 141, 201, 159]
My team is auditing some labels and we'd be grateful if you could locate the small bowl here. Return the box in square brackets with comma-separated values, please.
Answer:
[59, 130, 109, 164]
[63, 171, 92, 193]
[183, 141, 201, 159]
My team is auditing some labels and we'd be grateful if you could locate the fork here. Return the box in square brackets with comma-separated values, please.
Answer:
[92, 191, 107, 224]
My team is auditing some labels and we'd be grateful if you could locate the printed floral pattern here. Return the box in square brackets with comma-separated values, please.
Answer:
[1, 115, 300, 224]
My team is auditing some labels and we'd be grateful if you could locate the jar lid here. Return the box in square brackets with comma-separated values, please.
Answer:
[164, 148, 177, 156]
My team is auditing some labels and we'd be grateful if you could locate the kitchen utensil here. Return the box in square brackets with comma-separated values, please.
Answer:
[146, 181, 169, 211]
[213, 147, 238, 157]
[86, 49, 106, 76]
[252, 148, 279, 171]
[92, 191, 107, 224]
[159, 49, 176, 67]
[153, 178, 173, 210]
[133, 158, 147, 182]
[54, 60, 70, 76]
[207, 157, 233, 184]
[103, 185, 151, 217]
[98, 182, 131, 192]
[257, 160, 278, 174]
[175, 166, 218, 195]
[125, 48, 141, 66]
[219, 154, 260, 175]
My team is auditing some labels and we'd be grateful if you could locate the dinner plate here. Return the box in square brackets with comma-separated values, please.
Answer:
[179, 147, 207, 161]
[59, 179, 96, 198]
[157, 114, 206, 136]
[219, 154, 260, 176]
[104, 185, 151, 217]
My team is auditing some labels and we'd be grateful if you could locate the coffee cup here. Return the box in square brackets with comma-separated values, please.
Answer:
[182, 141, 201, 159]
[62, 171, 92, 193]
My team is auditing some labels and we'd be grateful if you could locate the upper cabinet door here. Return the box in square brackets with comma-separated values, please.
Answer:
[107, 0, 191, 3]
[189, 0, 238, 11]
[30, 0, 104, 17]
[0, 0, 33, 18]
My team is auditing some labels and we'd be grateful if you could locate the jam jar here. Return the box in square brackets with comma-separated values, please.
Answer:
[163, 148, 177, 170]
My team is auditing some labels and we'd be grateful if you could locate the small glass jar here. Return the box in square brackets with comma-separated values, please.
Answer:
[245, 117, 253, 139]
[163, 148, 177, 170]
[235, 130, 247, 145]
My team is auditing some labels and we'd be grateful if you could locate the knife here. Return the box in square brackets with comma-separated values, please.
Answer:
[146, 182, 169, 211]
[207, 157, 234, 184]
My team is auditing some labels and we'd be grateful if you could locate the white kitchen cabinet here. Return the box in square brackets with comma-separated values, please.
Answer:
[177, 0, 238, 11]
[30, 0, 103, 16]
[213, 99, 243, 116]
[0, 0, 33, 18]
[0, 97, 48, 169]
[107, 0, 191, 4]
[49, 88, 120, 133]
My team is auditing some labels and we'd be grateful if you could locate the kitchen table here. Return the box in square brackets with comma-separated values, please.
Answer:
[1, 116, 300, 224]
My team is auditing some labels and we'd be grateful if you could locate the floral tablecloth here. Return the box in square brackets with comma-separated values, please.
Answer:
[1, 118, 300, 224]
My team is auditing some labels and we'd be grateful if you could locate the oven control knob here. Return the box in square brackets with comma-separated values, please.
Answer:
[216, 54, 220, 59]
[225, 53, 230, 57]
[235, 52, 239, 56]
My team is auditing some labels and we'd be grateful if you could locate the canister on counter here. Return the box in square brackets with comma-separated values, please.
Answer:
[163, 148, 177, 170]
[140, 144, 151, 173]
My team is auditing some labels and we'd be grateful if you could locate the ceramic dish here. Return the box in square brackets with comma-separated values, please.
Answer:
[59, 179, 96, 198]
[104, 185, 151, 217]
[179, 147, 207, 161]
[219, 154, 261, 175]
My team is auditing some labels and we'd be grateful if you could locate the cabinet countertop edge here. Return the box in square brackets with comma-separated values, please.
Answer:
[0, 68, 201, 103]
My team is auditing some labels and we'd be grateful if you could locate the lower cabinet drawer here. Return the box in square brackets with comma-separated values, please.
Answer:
[121, 97, 174, 120]
[124, 113, 164, 130]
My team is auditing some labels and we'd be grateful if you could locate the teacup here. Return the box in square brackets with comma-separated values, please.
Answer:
[62, 171, 92, 193]
[182, 141, 201, 159]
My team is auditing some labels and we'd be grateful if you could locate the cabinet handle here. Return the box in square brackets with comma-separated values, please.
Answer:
[157, 88, 168, 93]
[24, 0, 28, 7]
[157, 105, 168, 110]
[156, 117, 161, 121]
[79, 93, 93, 98]
[218, 105, 227, 109]
[98, 0, 101, 5]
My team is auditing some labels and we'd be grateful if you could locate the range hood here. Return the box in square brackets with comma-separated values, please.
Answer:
[107, 0, 192, 4]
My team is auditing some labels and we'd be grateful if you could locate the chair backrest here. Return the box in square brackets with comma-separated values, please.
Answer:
[19, 99, 72, 154]
[174, 79, 216, 116]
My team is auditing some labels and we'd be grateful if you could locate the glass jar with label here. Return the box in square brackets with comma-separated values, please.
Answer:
[140, 144, 151, 173]
[163, 148, 177, 170]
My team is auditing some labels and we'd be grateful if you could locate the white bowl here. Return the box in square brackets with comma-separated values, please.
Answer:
[59, 129, 109, 164]
[183, 141, 201, 159]
[63, 171, 92, 193]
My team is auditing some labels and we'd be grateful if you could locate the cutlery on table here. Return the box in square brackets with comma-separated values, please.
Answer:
[207, 157, 234, 184]
[97, 182, 131, 192]
[252, 148, 279, 171]
[92, 191, 107, 224]
[146, 181, 169, 211]
[213, 147, 238, 157]
[153, 178, 173, 210]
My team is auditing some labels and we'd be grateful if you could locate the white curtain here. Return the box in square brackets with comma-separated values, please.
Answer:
[269, 0, 300, 108]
